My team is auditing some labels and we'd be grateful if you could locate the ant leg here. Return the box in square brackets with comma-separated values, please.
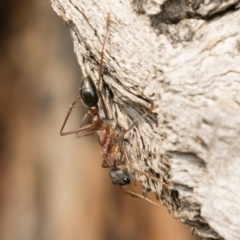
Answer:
[76, 111, 92, 129]
[127, 166, 169, 189]
[60, 97, 81, 136]
[60, 98, 100, 136]
[61, 121, 97, 136]
[74, 113, 100, 137]
[119, 146, 169, 189]
[97, 13, 110, 91]
[69, 111, 93, 136]
[97, 13, 110, 120]
[75, 130, 99, 138]
[116, 105, 159, 142]
[120, 182, 136, 195]
[119, 145, 132, 166]
[121, 186, 161, 207]
[98, 94, 109, 120]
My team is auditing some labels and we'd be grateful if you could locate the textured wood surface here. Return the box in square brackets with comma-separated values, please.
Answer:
[51, 1, 240, 239]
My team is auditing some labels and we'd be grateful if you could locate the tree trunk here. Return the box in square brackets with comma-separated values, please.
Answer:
[51, 1, 240, 239]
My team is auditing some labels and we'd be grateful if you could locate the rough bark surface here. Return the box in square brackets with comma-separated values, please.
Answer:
[51, 1, 240, 239]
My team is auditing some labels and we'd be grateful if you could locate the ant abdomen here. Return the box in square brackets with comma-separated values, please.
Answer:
[80, 76, 99, 107]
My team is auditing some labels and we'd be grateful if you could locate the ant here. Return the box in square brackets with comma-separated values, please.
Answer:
[60, 13, 169, 206]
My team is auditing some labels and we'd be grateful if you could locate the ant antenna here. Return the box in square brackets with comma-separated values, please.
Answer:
[121, 186, 162, 207]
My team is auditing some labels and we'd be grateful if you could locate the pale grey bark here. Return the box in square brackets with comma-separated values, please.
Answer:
[51, 1, 240, 239]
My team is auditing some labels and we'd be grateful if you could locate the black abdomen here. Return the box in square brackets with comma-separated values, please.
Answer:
[80, 76, 99, 107]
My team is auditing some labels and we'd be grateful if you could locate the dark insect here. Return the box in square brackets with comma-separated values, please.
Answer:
[60, 13, 168, 206]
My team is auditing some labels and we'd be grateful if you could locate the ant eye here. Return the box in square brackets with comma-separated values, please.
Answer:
[123, 177, 130, 185]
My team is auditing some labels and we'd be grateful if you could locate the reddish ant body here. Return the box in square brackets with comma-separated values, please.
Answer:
[60, 13, 168, 206]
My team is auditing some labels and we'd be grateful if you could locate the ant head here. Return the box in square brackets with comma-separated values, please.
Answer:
[109, 168, 131, 186]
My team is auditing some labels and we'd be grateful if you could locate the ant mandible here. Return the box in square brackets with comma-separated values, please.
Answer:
[60, 13, 168, 206]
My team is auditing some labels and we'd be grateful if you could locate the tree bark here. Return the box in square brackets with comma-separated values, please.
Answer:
[50, 0, 240, 239]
